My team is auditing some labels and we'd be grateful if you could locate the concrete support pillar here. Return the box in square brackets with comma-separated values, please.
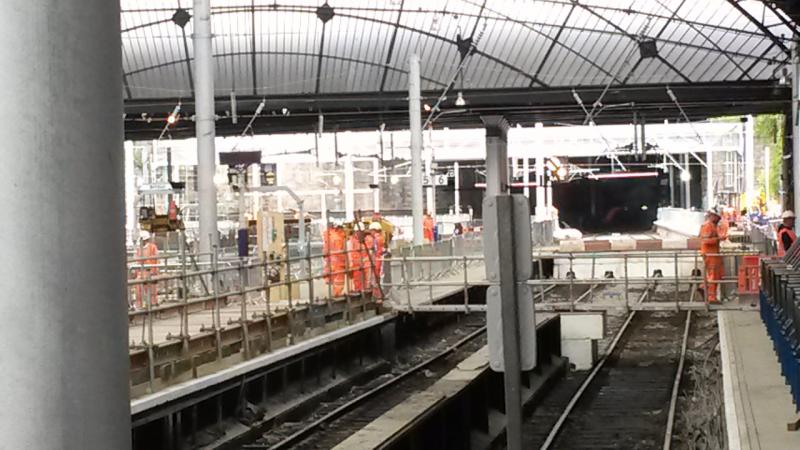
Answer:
[194, 0, 219, 253]
[0, 1, 131, 447]
[409, 54, 424, 245]
[482, 116, 510, 196]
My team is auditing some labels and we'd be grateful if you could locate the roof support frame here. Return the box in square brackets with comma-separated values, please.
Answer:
[122, 70, 134, 100]
[727, 0, 790, 55]
[655, 0, 752, 80]
[125, 50, 448, 87]
[250, 0, 257, 95]
[177, 2, 195, 96]
[458, 0, 603, 85]
[737, 42, 776, 81]
[123, 81, 790, 140]
[530, 4, 576, 87]
[761, 1, 800, 35]
[657, 55, 693, 83]
[378, 0, 404, 92]
[653, 0, 687, 39]
[314, 22, 327, 94]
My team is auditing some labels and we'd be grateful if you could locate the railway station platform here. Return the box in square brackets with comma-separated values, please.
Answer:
[719, 310, 800, 450]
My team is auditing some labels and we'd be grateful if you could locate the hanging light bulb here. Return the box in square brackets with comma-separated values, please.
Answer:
[167, 103, 181, 125]
[166, 103, 181, 125]
[455, 91, 466, 107]
[680, 170, 692, 182]
[423, 103, 432, 112]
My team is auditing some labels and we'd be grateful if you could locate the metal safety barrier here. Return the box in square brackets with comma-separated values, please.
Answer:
[760, 241, 800, 411]
[386, 247, 763, 313]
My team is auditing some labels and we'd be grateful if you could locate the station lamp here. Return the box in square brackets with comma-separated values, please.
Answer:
[167, 103, 181, 125]
[680, 170, 691, 182]
[455, 91, 466, 107]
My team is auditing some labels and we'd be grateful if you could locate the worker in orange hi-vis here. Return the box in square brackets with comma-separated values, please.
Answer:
[348, 230, 364, 294]
[322, 224, 333, 283]
[361, 230, 375, 294]
[330, 225, 347, 297]
[777, 210, 796, 257]
[369, 221, 385, 299]
[134, 231, 159, 308]
[423, 210, 435, 243]
[699, 207, 724, 304]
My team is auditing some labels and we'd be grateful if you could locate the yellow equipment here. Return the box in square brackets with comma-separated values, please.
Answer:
[343, 217, 394, 245]
[256, 210, 299, 301]
[138, 206, 184, 232]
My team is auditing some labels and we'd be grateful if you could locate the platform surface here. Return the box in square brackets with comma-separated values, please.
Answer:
[719, 310, 800, 450]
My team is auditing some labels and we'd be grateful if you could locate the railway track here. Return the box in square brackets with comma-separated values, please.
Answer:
[531, 307, 693, 450]
[241, 319, 487, 449]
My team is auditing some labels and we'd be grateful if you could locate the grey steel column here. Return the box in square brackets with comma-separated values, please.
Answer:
[409, 54, 424, 245]
[684, 153, 691, 208]
[523, 157, 530, 198]
[454, 161, 461, 215]
[195, 0, 219, 252]
[669, 159, 675, 207]
[0, 0, 130, 448]
[536, 156, 546, 217]
[344, 153, 355, 221]
[706, 148, 714, 210]
[482, 116, 510, 196]
[793, 42, 800, 213]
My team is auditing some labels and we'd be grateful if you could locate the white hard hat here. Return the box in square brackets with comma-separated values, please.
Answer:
[706, 206, 720, 217]
[140, 231, 151, 240]
[782, 210, 796, 219]
[369, 221, 383, 231]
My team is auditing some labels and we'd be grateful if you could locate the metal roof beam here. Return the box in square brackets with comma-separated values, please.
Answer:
[530, 4, 576, 87]
[657, 55, 693, 83]
[123, 50, 448, 88]
[737, 42, 776, 81]
[760, 1, 800, 35]
[378, 0, 404, 92]
[656, 0, 752, 80]
[727, 0, 790, 55]
[123, 81, 790, 140]
[250, 0, 257, 95]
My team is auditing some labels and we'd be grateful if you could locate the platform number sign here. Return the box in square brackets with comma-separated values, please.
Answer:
[423, 174, 449, 187]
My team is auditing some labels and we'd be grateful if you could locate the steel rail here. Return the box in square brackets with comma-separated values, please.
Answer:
[267, 325, 488, 450]
[539, 289, 649, 450]
[663, 310, 692, 450]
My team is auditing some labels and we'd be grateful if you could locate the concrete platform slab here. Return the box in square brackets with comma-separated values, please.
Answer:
[719, 310, 800, 450]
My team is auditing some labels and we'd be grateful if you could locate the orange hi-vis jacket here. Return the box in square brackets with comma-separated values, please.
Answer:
[699, 220, 721, 256]
[778, 226, 797, 257]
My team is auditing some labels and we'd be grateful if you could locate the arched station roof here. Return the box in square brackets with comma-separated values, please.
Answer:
[121, 0, 797, 139]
